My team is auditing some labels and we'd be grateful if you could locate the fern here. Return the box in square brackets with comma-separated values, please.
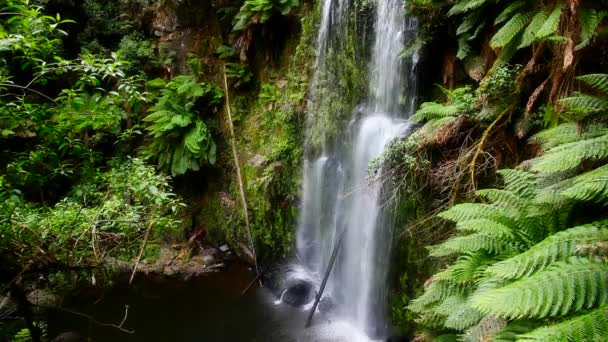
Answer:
[535, 3, 563, 39]
[428, 233, 517, 257]
[576, 9, 608, 51]
[492, 320, 540, 342]
[439, 203, 514, 222]
[486, 222, 608, 279]
[528, 134, 608, 173]
[529, 123, 608, 150]
[560, 165, 608, 204]
[490, 12, 533, 49]
[577, 73, 608, 93]
[518, 10, 548, 49]
[448, 0, 493, 16]
[560, 93, 608, 113]
[413, 102, 462, 121]
[409, 280, 466, 312]
[497, 169, 537, 199]
[517, 305, 608, 341]
[494, 1, 526, 25]
[472, 258, 608, 320]
[436, 295, 484, 330]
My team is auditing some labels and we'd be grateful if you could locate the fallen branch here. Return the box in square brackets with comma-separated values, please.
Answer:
[38, 304, 134, 334]
[221, 63, 260, 280]
[129, 221, 153, 285]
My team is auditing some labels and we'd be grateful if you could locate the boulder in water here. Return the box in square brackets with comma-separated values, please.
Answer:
[281, 280, 314, 307]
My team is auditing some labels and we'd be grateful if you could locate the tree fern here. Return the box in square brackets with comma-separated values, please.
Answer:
[529, 123, 608, 150]
[472, 258, 608, 320]
[409, 280, 467, 312]
[559, 94, 608, 114]
[494, 1, 526, 25]
[577, 74, 608, 93]
[576, 9, 608, 51]
[429, 233, 518, 257]
[439, 203, 515, 222]
[527, 134, 608, 173]
[535, 3, 563, 39]
[518, 10, 549, 49]
[559, 165, 608, 204]
[517, 305, 608, 341]
[492, 320, 540, 342]
[413, 102, 463, 121]
[448, 0, 494, 16]
[490, 13, 533, 49]
[497, 169, 537, 199]
[476, 188, 529, 212]
[486, 222, 608, 279]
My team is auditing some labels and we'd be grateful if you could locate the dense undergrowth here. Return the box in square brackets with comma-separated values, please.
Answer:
[380, 0, 608, 341]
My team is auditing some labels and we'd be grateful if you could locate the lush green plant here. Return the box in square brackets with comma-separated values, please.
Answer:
[408, 75, 608, 341]
[143, 68, 223, 176]
[233, 0, 300, 31]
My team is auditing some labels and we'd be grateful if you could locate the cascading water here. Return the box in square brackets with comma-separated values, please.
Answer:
[295, 0, 419, 338]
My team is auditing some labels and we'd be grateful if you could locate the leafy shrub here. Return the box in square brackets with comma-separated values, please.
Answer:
[143, 74, 223, 176]
[233, 0, 300, 31]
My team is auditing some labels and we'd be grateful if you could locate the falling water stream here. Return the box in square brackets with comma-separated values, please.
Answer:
[295, 0, 419, 339]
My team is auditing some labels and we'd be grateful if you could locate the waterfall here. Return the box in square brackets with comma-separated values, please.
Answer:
[295, 0, 418, 337]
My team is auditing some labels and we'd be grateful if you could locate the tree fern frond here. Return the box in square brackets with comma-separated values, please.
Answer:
[495, 1, 526, 25]
[576, 9, 607, 51]
[457, 13, 481, 36]
[476, 189, 529, 211]
[559, 93, 608, 113]
[517, 305, 608, 341]
[497, 169, 537, 199]
[472, 258, 608, 320]
[413, 102, 462, 121]
[518, 10, 549, 49]
[561, 165, 608, 204]
[576, 73, 608, 93]
[486, 222, 608, 279]
[429, 233, 517, 257]
[457, 34, 473, 60]
[455, 219, 515, 239]
[448, 0, 493, 16]
[529, 123, 608, 150]
[535, 3, 563, 39]
[439, 203, 513, 222]
[490, 13, 533, 49]
[409, 280, 466, 312]
[439, 295, 485, 331]
[528, 134, 608, 173]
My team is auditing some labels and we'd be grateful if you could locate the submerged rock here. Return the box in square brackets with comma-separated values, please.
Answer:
[281, 280, 314, 307]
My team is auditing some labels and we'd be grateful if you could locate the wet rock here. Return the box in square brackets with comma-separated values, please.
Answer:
[282, 280, 314, 307]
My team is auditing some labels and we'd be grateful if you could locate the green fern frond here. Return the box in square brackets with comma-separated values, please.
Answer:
[436, 295, 484, 331]
[448, 0, 492, 16]
[576, 73, 608, 93]
[476, 189, 529, 211]
[438, 203, 512, 222]
[457, 13, 481, 36]
[413, 102, 462, 122]
[492, 320, 540, 342]
[561, 165, 608, 204]
[486, 222, 608, 279]
[450, 251, 498, 283]
[576, 9, 607, 51]
[518, 10, 549, 49]
[490, 12, 533, 49]
[529, 123, 608, 150]
[497, 169, 537, 199]
[560, 93, 608, 113]
[495, 1, 526, 25]
[409, 280, 466, 312]
[457, 34, 473, 60]
[472, 258, 608, 320]
[517, 305, 608, 341]
[429, 233, 517, 257]
[535, 3, 563, 39]
[528, 134, 608, 173]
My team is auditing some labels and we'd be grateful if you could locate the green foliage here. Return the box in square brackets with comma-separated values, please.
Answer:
[233, 0, 300, 31]
[225, 62, 254, 88]
[143, 74, 223, 176]
[518, 305, 608, 341]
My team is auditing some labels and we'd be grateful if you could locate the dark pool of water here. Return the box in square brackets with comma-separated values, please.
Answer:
[47, 264, 312, 342]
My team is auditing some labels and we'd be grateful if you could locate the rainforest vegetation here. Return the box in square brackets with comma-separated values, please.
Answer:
[0, 0, 607, 341]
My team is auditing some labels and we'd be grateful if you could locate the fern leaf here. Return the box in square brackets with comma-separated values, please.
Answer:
[448, 0, 492, 16]
[457, 34, 473, 60]
[490, 12, 533, 49]
[413, 102, 462, 121]
[518, 10, 549, 49]
[456, 219, 515, 239]
[429, 233, 516, 257]
[497, 169, 537, 199]
[486, 222, 608, 279]
[561, 165, 608, 203]
[528, 134, 608, 173]
[409, 280, 466, 312]
[437, 295, 485, 331]
[576, 9, 606, 50]
[535, 3, 563, 39]
[529, 123, 608, 150]
[517, 305, 608, 341]
[495, 1, 526, 25]
[576, 73, 608, 93]
[438, 203, 512, 222]
[560, 93, 608, 113]
[457, 13, 481, 36]
[472, 258, 608, 320]
[476, 189, 529, 211]
[492, 320, 540, 342]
